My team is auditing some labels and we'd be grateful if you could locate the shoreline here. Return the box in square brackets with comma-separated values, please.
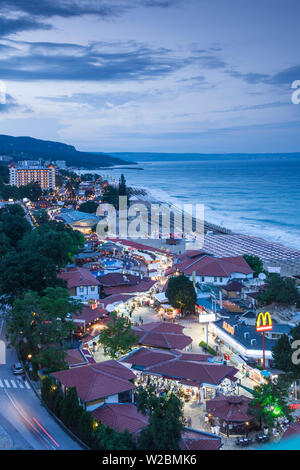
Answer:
[76, 169, 300, 270]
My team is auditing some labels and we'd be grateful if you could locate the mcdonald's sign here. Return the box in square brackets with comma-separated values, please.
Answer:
[256, 311, 273, 332]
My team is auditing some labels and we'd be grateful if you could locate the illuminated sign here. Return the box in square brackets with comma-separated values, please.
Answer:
[256, 311, 273, 332]
[223, 321, 234, 335]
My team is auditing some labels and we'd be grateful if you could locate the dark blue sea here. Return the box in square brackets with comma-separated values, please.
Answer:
[95, 153, 300, 250]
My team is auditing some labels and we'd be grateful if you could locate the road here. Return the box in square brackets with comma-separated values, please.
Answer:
[0, 317, 82, 450]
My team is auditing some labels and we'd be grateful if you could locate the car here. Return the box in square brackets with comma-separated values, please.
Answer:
[11, 363, 24, 375]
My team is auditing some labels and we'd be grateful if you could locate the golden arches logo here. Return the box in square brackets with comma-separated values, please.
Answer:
[256, 311, 273, 332]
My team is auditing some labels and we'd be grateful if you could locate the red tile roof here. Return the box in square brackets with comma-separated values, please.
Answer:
[123, 347, 211, 368]
[58, 267, 100, 288]
[99, 273, 144, 287]
[65, 349, 87, 367]
[147, 361, 238, 387]
[132, 322, 192, 350]
[166, 254, 253, 278]
[52, 360, 136, 403]
[74, 305, 109, 324]
[92, 404, 149, 434]
[104, 278, 155, 295]
[106, 238, 168, 254]
[99, 294, 136, 307]
[206, 395, 253, 422]
[180, 429, 222, 450]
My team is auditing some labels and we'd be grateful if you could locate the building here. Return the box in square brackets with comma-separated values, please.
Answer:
[58, 267, 100, 301]
[166, 253, 253, 286]
[132, 322, 193, 350]
[55, 209, 102, 233]
[122, 346, 238, 401]
[210, 317, 291, 368]
[52, 360, 136, 411]
[9, 162, 55, 189]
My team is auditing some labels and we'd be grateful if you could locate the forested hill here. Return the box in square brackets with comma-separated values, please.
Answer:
[0, 135, 134, 168]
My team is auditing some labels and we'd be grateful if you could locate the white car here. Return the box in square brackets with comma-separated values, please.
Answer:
[11, 363, 24, 375]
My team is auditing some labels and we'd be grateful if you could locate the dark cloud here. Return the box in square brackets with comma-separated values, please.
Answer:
[227, 70, 270, 84]
[0, 15, 51, 37]
[227, 65, 300, 88]
[0, 93, 24, 113]
[266, 65, 300, 86]
[0, 1, 185, 37]
[0, 40, 189, 82]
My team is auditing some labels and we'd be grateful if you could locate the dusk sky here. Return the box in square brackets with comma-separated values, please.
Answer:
[0, 0, 300, 153]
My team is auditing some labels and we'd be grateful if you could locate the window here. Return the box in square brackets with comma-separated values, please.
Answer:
[220, 277, 223, 282]
[214, 277, 217, 282]
[79, 287, 84, 293]
[90, 286, 95, 291]
[118, 390, 132, 403]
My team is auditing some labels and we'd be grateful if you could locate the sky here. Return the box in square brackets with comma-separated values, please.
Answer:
[0, 0, 300, 153]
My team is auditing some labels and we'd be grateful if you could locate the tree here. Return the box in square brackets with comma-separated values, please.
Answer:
[5, 287, 81, 364]
[19, 182, 43, 201]
[60, 387, 85, 433]
[272, 324, 300, 380]
[0, 207, 31, 247]
[79, 201, 98, 214]
[272, 334, 293, 373]
[166, 274, 196, 315]
[0, 251, 63, 302]
[248, 377, 292, 428]
[19, 228, 82, 267]
[243, 254, 265, 277]
[257, 273, 300, 306]
[98, 311, 138, 359]
[102, 184, 119, 209]
[136, 385, 186, 450]
[34, 209, 49, 225]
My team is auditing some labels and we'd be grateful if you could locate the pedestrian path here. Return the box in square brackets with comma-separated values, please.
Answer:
[0, 378, 31, 390]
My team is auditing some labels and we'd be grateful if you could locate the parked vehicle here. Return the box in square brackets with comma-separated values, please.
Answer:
[11, 363, 24, 375]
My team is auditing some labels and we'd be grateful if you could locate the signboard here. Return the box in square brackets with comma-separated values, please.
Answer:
[223, 321, 234, 335]
[256, 311, 273, 332]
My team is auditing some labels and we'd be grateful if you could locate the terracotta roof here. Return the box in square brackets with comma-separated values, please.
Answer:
[132, 322, 192, 350]
[104, 279, 155, 295]
[99, 273, 144, 287]
[58, 267, 100, 288]
[73, 305, 109, 324]
[206, 395, 253, 422]
[99, 294, 136, 307]
[65, 349, 87, 367]
[106, 238, 168, 254]
[147, 361, 238, 387]
[180, 429, 222, 450]
[123, 347, 211, 368]
[222, 280, 244, 292]
[92, 404, 149, 434]
[52, 360, 136, 403]
[166, 254, 253, 278]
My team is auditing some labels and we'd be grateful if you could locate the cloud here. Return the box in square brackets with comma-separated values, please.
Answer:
[218, 101, 289, 113]
[0, 1, 185, 36]
[0, 15, 51, 37]
[266, 65, 300, 86]
[0, 93, 26, 113]
[0, 39, 190, 82]
[227, 70, 270, 84]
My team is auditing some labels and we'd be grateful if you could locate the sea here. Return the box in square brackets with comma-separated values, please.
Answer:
[85, 153, 300, 251]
